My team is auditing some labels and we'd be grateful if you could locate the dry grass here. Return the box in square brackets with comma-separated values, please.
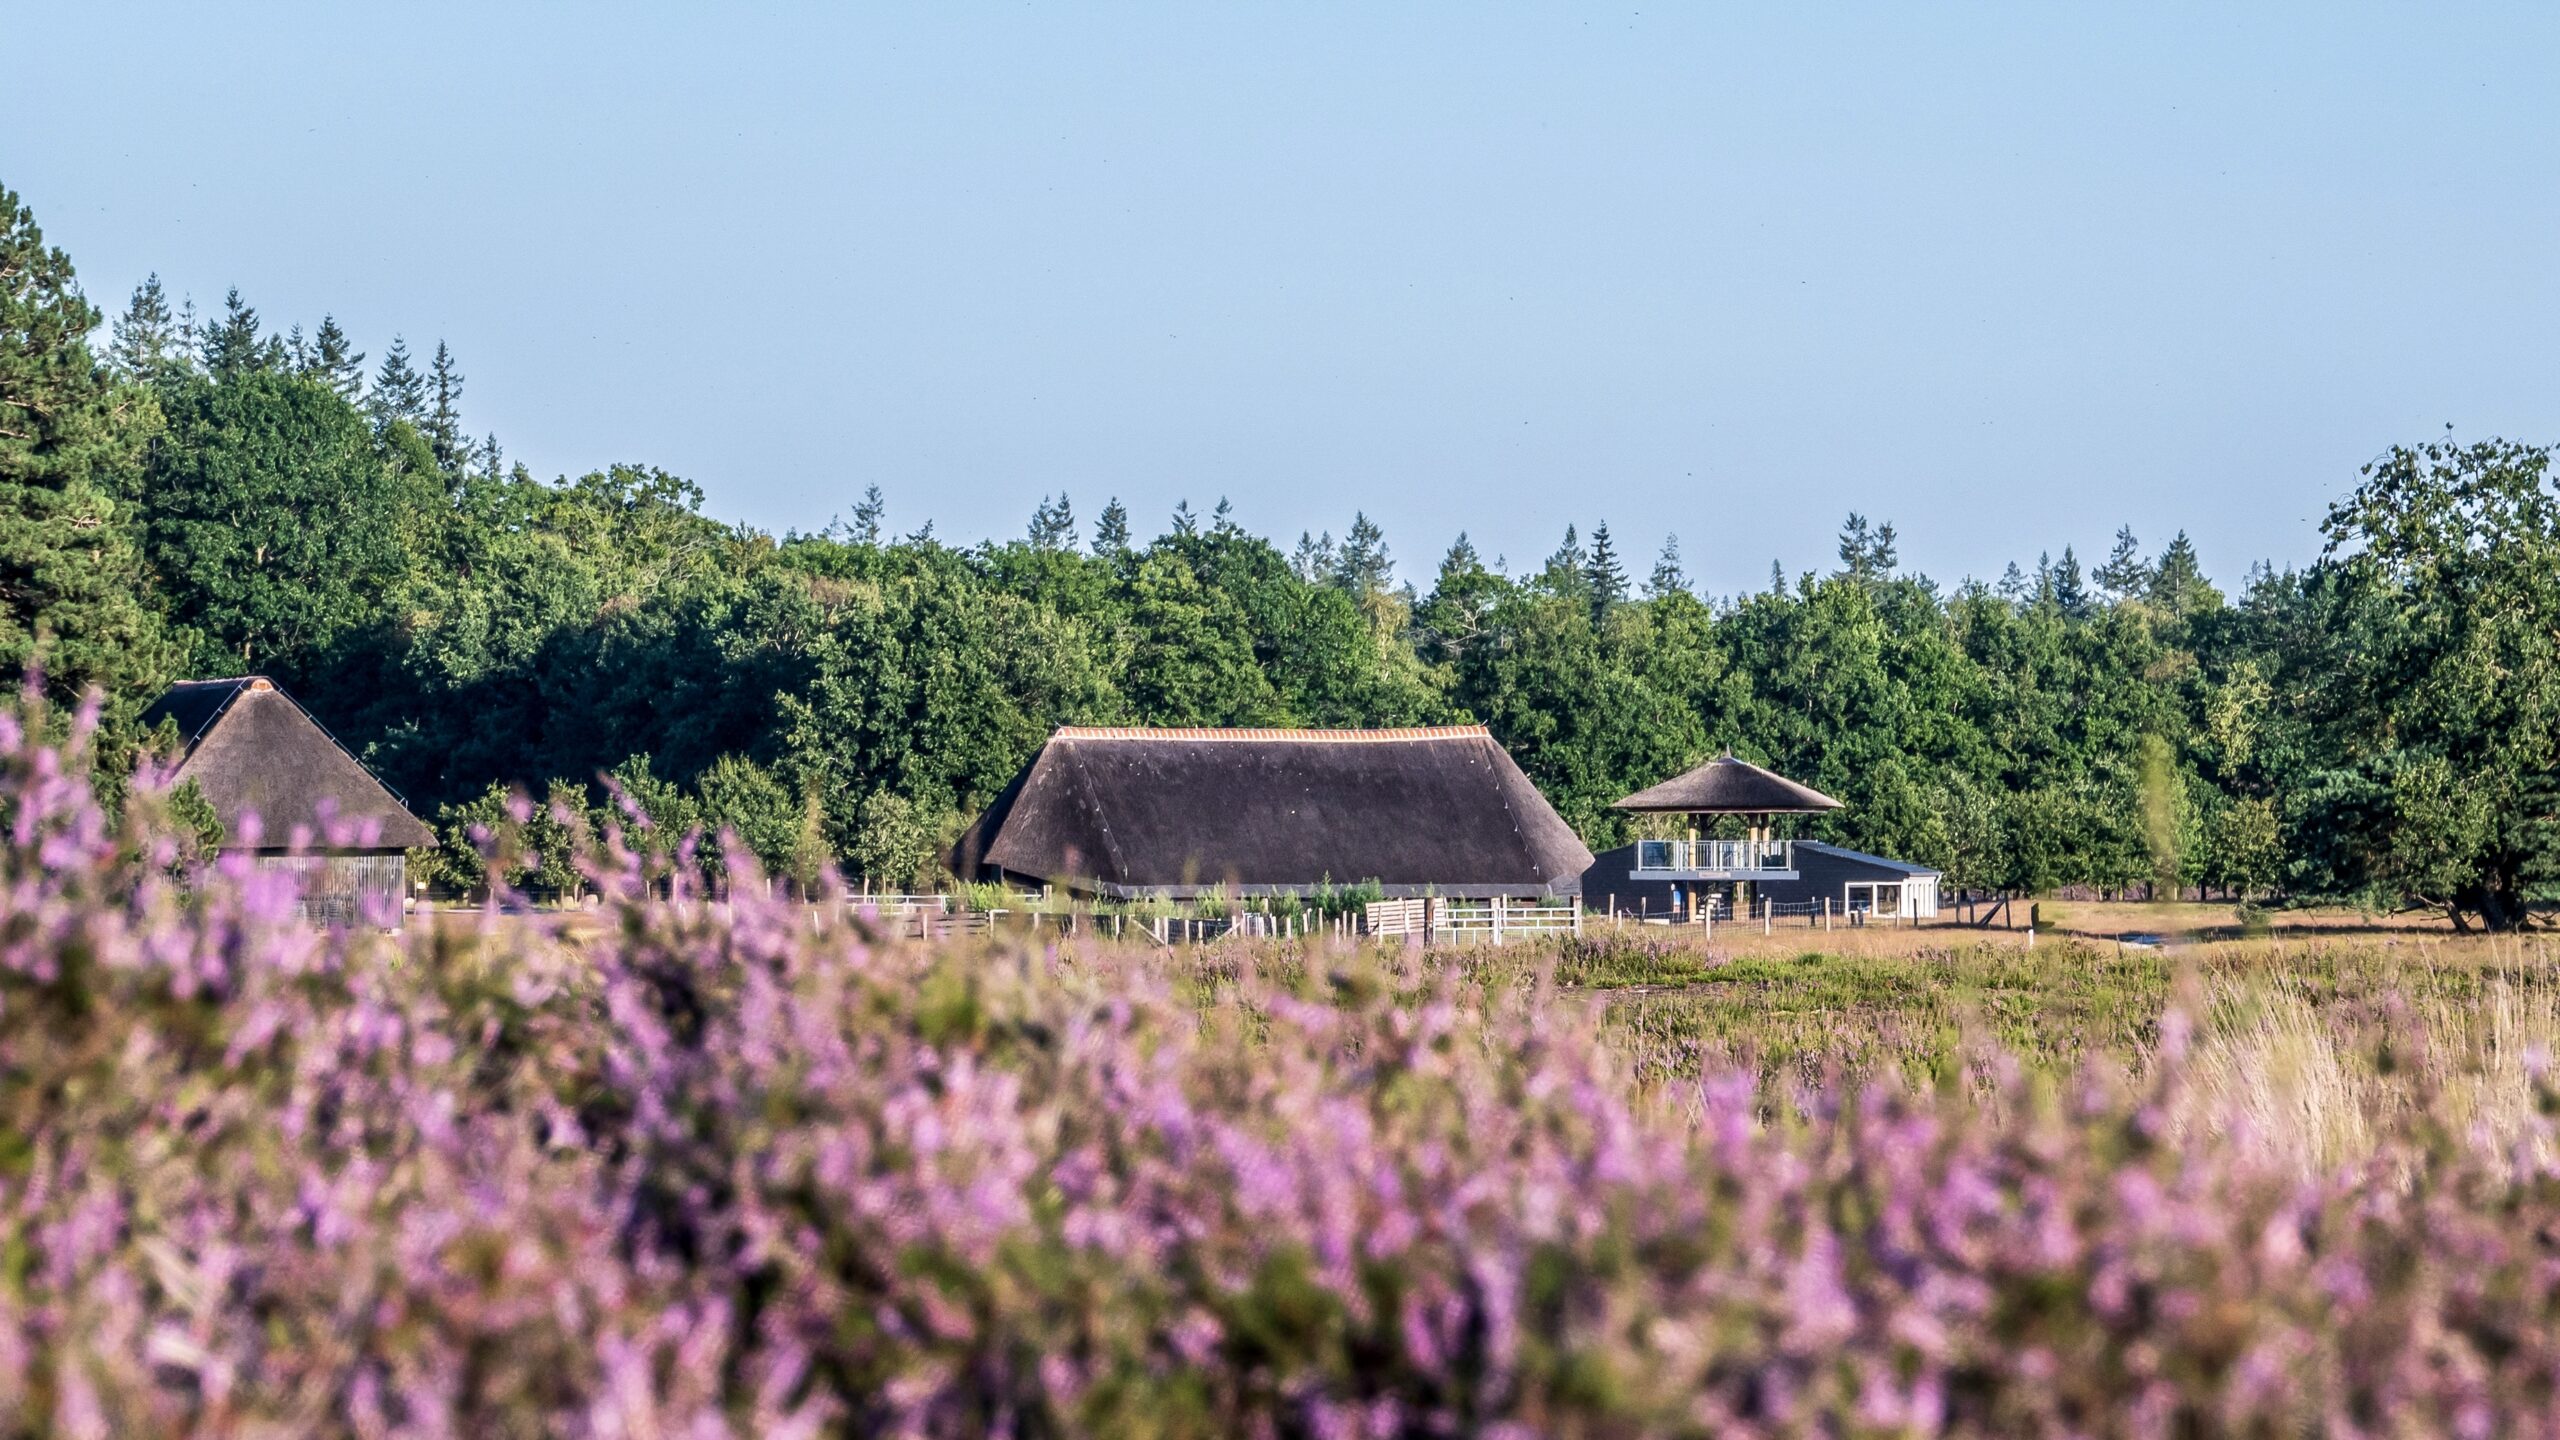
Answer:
[2176, 956, 2560, 1178]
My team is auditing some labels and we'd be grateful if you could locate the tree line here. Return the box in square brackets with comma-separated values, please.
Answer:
[3, 183, 2552, 927]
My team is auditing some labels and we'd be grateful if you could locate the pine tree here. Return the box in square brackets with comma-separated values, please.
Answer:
[1212, 497, 1238, 534]
[1332, 513, 1392, 595]
[2149, 531, 2219, 616]
[305, 315, 364, 401]
[0, 185, 176, 722]
[1291, 531, 1337, 583]
[200, 287, 278, 378]
[1027, 492, 1078, 549]
[1646, 533, 1688, 598]
[1836, 511, 1898, 580]
[1170, 499, 1198, 536]
[2094, 524, 2154, 601]
[1770, 559, 1787, 594]
[1414, 533, 1495, 661]
[369, 337, 426, 429]
[1546, 524, 1587, 579]
[1996, 561, 2030, 601]
[848, 485, 886, 544]
[1584, 520, 1628, 613]
[1092, 497, 1130, 555]
[425, 340, 465, 469]
[2050, 545, 2092, 618]
[109, 274, 187, 383]
[475, 432, 504, 481]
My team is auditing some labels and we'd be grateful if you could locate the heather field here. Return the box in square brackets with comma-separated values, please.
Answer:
[10, 729, 2560, 1435]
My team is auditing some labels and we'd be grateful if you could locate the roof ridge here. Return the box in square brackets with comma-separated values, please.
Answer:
[1051, 725, 1492, 743]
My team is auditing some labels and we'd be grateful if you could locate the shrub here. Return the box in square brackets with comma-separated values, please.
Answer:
[5, 715, 2560, 1433]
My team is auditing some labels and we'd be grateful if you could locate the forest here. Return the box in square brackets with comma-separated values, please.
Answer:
[4, 182, 2555, 928]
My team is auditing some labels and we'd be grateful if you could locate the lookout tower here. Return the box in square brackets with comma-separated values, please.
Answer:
[1585, 752, 1941, 923]
[1607, 752, 1840, 917]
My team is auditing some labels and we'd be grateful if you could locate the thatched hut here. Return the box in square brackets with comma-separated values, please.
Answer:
[141, 676, 434, 924]
[1584, 751, 1941, 920]
[955, 725, 1593, 900]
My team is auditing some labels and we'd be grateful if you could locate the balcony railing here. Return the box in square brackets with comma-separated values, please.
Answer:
[1632, 839, 1795, 874]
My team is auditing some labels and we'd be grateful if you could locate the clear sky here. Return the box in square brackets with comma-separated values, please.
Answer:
[7, 4, 2556, 595]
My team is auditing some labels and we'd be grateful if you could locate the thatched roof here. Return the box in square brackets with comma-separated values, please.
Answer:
[1611, 753, 1843, 815]
[140, 677, 435, 852]
[956, 725, 1594, 899]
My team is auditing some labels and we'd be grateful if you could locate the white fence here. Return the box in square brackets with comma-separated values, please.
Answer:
[845, 895, 1004, 940]
[1143, 910, 1358, 945]
[1365, 895, 1583, 945]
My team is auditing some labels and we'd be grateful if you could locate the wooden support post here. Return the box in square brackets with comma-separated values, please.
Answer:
[1824, 896, 1832, 932]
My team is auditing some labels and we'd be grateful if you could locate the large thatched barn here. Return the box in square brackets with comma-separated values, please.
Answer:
[955, 725, 1593, 899]
[141, 676, 435, 924]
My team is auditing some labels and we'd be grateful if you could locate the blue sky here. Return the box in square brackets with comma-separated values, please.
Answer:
[7, 4, 2556, 594]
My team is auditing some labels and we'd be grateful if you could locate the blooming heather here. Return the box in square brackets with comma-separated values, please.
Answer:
[0, 715, 2557, 1435]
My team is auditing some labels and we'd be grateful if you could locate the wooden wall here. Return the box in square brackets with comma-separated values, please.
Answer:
[248, 853, 408, 927]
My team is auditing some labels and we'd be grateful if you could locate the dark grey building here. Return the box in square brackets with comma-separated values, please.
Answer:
[1582, 838, 1940, 920]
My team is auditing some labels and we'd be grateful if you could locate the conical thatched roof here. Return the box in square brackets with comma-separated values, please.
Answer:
[955, 725, 1593, 899]
[140, 677, 435, 851]
[1610, 753, 1842, 815]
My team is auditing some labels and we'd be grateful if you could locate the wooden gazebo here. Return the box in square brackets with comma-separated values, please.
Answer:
[1610, 751, 1841, 892]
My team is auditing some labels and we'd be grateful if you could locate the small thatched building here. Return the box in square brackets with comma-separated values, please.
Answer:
[955, 725, 1593, 899]
[1583, 751, 1941, 920]
[141, 676, 435, 924]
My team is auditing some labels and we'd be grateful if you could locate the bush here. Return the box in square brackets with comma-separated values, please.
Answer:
[9, 718, 2560, 1433]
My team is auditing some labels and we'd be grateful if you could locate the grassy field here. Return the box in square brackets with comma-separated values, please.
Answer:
[477, 890, 2560, 1169]
[478, 893, 2536, 1082]
[1521, 895, 2535, 1069]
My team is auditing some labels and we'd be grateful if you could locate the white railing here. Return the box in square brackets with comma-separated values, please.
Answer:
[1632, 839, 1794, 873]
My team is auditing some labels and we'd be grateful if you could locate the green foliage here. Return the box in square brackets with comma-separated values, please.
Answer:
[108, 273, 189, 386]
[0, 184, 177, 729]
[163, 778, 223, 864]
[140, 369, 429, 671]
[367, 335, 424, 429]
[695, 753, 797, 880]
[2295, 438, 2560, 928]
[430, 782, 523, 898]
[847, 789, 942, 888]
[5, 186, 2558, 919]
